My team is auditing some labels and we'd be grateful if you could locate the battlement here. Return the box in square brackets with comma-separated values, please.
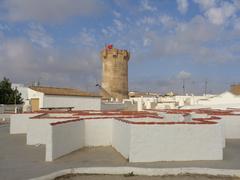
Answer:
[101, 47, 130, 61]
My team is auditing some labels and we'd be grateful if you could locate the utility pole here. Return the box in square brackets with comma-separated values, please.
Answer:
[204, 80, 208, 95]
[14, 88, 17, 113]
[182, 79, 186, 95]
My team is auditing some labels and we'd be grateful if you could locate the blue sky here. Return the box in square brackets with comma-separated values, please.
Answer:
[0, 0, 240, 95]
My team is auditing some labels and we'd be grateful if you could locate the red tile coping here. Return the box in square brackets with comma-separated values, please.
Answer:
[148, 108, 240, 116]
[75, 111, 158, 116]
[50, 115, 217, 126]
[15, 109, 240, 116]
[192, 116, 221, 122]
[48, 115, 163, 125]
[115, 118, 217, 125]
[29, 111, 159, 119]
[30, 113, 79, 119]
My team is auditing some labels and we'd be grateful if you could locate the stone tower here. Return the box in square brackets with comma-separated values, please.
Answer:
[100, 45, 130, 101]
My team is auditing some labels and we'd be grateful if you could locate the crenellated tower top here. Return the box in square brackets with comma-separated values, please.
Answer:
[101, 44, 130, 61]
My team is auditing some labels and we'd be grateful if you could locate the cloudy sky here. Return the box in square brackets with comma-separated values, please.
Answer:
[0, 0, 240, 95]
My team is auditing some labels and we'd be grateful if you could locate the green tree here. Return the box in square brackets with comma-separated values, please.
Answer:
[0, 77, 23, 104]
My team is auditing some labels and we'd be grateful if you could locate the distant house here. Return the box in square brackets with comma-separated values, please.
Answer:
[231, 84, 240, 95]
[21, 86, 101, 111]
[180, 91, 240, 110]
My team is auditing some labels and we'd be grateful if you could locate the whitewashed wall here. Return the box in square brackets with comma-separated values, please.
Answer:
[198, 92, 240, 105]
[163, 113, 185, 122]
[84, 119, 113, 147]
[0, 113, 11, 120]
[46, 119, 113, 161]
[10, 113, 42, 134]
[46, 121, 85, 161]
[17, 86, 28, 103]
[28, 89, 44, 108]
[21, 115, 225, 162]
[129, 123, 223, 162]
[155, 102, 176, 109]
[112, 120, 130, 159]
[220, 115, 240, 139]
[27, 118, 74, 145]
[101, 102, 125, 111]
[43, 95, 101, 110]
[190, 112, 209, 119]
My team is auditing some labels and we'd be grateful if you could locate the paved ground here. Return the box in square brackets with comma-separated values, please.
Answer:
[1, 125, 240, 180]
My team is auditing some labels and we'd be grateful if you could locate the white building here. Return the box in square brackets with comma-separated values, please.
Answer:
[19, 86, 101, 111]
[129, 94, 211, 110]
[183, 91, 240, 110]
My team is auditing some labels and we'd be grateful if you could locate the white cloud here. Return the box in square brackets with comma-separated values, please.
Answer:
[159, 15, 177, 29]
[101, 28, 108, 36]
[100, 19, 125, 38]
[134, 15, 237, 63]
[137, 16, 156, 26]
[177, 0, 188, 14]
[27, 23, 54, 48]
[1, 38, 38, 73]
[113, 19, 125, 31]
[1, 0, 105, 23]
[177, 71, 191, 79]
[140, 0, 157, 12]
[71, 30, 97, 47]
[205, 2, 237, 25]
[205, 7, 224, 25]
[113, 11, 121, 18]
[234, 18, 240, 30]
[143, 37, 151, 47]
[0, 36, 101, 89]
[194, 0, 216, 10]
[0, 24, 10, 31]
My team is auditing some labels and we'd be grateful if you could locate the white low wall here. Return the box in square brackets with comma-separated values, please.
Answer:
[101, 103, 125, 111]
[0, 114, 11, 120]
[16, 113, 225, 163]
[46, 119, 113, 161]
[84, 119, 113, 147]
[44, 95, 101, 110]
[10, 113, 41, 134]
[129, 123, 223, 162]
[46, 119, 224, 162]
[190, 113, 209, 119]
[163, 114, 184, 122]
[46, 121, 85, 161]
[220, 115, 240, 139]
[112, 120, 130, 159]
[27, 118, 74, 145]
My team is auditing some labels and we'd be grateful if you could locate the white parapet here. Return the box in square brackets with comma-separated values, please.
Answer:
[129, 123, 223, 162]
[10, 113, 42, 134]
[220, 115, 240, 139]
[45, 118, 223, 162]
[112, 119, 130, 159]
[84, 119, 113, 147]
[27, 118, 74, 145]
[46, 118, 113, 161]
[46, 121, 85, 161]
